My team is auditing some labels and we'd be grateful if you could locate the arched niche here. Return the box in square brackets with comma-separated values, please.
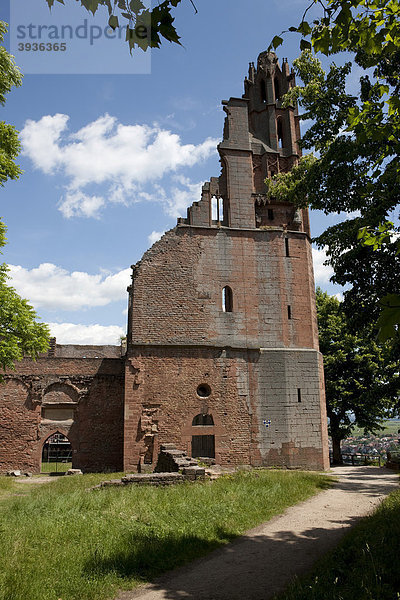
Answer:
[41, 382, 79, 424]
[42, 382, 79, 404]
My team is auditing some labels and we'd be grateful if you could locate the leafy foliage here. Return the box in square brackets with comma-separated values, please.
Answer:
[316, 288, 399, 462]
[0, 23, 50, 375]
[269, 1, 400, 339]
[0, 22, 22, 186]
[266, 46, 399, 340]
[43, 0, 185, 52]
[264, 153, 317, 204]
[0, 221, 50, 376]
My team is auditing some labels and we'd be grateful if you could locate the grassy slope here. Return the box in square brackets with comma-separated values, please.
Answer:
[276, 486, 400, 600]
[0, 470, 330, 600]
[352, 420, 400, 437]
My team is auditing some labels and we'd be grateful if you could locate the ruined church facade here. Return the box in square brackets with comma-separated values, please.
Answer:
[0, 52, 329, 474]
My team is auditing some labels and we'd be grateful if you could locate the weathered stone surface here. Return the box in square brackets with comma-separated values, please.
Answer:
[66, 469, 83, 476]
[7, 470, 21, 477]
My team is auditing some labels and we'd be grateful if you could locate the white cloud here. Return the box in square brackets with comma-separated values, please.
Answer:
[167, 176, 203, 218]
[148, 230, 165, 245]
[21, 113, 217, 219]
[8, 263, 131, 311]
[312, 246, 334, 286]
[47, 322, 125, 345]
[20, 113, 69, 174]
[58, 191, 105, 219]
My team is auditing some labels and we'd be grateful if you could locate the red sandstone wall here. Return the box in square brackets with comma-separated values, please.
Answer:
[0, 379, 40, 472]
[124, 346, 253, 471]
[0, 357, 124, 473]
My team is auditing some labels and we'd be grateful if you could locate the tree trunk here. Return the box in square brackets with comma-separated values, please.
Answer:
[332, 436, 343, 465]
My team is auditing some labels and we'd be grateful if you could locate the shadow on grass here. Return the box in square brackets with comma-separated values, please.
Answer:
[88, 471, 398, 600]
[84, 526, 236, 583]
[93, 518, 364, 600]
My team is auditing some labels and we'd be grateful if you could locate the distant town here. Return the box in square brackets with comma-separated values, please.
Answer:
[339, 421, 400, 458]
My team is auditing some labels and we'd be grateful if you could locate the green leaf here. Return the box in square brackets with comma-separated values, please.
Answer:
[130, 0, 145, 12]
[378, 295, 400, 341]
[300, 39, 312, 51]
[108, 15, 119, 30]
[80, 0, 100, 16]
[298, 20, 312, 36]
[272, 35, 284, 49]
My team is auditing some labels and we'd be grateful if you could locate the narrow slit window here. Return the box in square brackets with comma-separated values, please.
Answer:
[222, 286, 233, 313]
[287, 305, 292, 319]
[261, 79, 267, 103]
[277, 119, 284, 148]
[285, 238, 290, 257]
[297, 388, 302, 403]
[268, 209, 274, 221]
[274, 76, 280, 101]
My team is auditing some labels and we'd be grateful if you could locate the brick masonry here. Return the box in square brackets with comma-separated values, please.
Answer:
[0, 51, 329, 473]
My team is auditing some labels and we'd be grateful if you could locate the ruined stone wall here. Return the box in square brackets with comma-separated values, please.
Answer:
[0, 356, 124, 473]
[130, 225, 319, 351]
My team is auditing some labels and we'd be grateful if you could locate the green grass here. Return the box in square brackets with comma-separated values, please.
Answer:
[352, 419, 400, 437]
[40, 461, 72, 473]
[0, 477, 16, 500]
[276, 486, 400, 600]
[0, 470, 330, 600]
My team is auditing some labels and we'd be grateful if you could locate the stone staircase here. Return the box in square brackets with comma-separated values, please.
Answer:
[92, 443, 206, 490]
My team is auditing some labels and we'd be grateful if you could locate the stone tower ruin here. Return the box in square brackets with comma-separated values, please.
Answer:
[0, 52, 329, 474]
[124, 51, 330, 471]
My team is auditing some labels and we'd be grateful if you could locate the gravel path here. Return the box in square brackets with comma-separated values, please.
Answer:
[116, 466, 399, 600]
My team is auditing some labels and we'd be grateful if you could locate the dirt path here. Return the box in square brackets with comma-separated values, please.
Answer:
[13, 475, 60, 485]
[116, 466, 399, 600]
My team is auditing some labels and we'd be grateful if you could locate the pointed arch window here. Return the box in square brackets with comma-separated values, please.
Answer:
[222, 286, 233, 312]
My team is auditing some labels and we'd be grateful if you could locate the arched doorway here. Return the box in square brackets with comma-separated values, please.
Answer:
[41, 432, 72, 474]
[191, 413, 215, 459]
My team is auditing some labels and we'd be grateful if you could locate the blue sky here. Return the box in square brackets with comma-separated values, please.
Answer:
[0, 0, 349, 344]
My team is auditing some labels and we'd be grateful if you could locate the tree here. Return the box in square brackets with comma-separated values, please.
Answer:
[265, 45, 399, 341]
[269, 0, 400, 340]
[43, 0, 190, 52]
[0, 22, 23, 185]
[0, 22, 50, 375]
[316, 288, 398, 464]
